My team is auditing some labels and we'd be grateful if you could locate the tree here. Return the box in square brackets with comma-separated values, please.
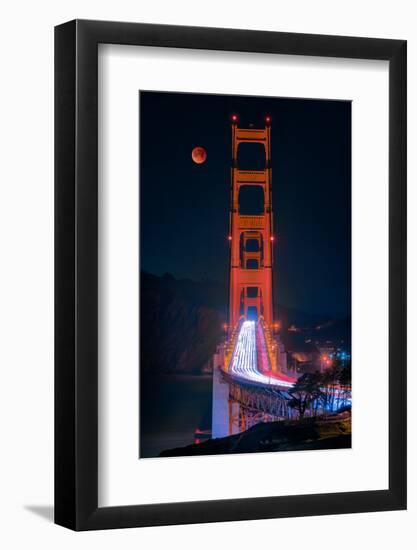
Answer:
[320, 360, 352, 412]
[320, 364, 340, 412]
[288, 373, 323, 419]
[338, 360, 352, 408]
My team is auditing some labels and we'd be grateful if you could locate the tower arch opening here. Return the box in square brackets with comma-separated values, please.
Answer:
[246, 258, 259, 269]
[238, 185, 264, 215]
[245, 238, 261, 252]
[246, 306, 258, 321]
[237, 142, 266, 170]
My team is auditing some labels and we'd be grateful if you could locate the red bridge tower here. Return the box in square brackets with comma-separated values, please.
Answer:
[228, 116, 274, 330]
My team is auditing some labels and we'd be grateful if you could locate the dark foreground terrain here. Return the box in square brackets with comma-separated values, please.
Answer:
[159, 411, 351, 457]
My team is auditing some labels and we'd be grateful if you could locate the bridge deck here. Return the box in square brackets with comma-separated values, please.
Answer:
[228, 320, 295, 389]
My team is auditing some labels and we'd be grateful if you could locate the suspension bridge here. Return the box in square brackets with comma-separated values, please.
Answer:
[212, 115, 299, 438]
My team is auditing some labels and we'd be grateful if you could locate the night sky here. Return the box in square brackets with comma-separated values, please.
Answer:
[140, 91, 351, 318]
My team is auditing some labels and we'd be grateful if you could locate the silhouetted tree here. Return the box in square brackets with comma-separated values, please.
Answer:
[338, 360, 352, 408]
[288, 373, 323, 419]
[319, 360, 352, 412]
[320, 364, 340, 412]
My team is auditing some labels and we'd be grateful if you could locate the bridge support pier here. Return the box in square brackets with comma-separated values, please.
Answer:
[212, 365, 230, 438]
[228, 399, 240, 436]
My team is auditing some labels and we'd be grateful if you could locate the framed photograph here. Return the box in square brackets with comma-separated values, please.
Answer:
[55, 20, 406, 530]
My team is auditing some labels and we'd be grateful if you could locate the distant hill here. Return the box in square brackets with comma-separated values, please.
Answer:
[140, 271, 350, 374]
[140, 271, 227, 375]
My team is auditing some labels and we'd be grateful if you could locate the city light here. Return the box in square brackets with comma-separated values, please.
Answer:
[321, 354, 332, 367]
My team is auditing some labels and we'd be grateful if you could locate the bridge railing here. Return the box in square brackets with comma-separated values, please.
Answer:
[258, 317, 278, 373]
[255, 321, 272, 374]
[223, 317, 245, 372]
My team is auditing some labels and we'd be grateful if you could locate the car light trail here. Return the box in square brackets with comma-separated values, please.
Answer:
[229, 321, 294, 388]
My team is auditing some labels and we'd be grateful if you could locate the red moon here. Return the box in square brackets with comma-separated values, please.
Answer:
[191, 146, 207, 164]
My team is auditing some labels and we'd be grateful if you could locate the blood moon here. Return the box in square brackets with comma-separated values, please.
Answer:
[191, 146, 207, 165]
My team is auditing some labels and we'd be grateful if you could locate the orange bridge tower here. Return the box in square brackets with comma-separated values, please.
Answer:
[212, 116, 290, 439]
[228, 116, 274, 330]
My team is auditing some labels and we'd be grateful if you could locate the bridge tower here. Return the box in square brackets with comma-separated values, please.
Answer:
[228, 116, 274, 330]
[212, 116, 290, 438]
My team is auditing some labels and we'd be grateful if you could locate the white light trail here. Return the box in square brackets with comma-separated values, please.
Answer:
[229, 321, 294, 388]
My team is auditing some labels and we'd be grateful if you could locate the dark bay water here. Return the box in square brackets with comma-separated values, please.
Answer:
[140, 374, 213, 458]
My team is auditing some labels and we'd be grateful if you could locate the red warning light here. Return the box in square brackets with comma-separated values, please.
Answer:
[228, 235, 232, 241]
[265, 115, 271, 124]
[231, 114, 238, 122]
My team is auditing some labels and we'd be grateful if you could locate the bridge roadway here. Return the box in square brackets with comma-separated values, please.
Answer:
[229, 320, 294, 389]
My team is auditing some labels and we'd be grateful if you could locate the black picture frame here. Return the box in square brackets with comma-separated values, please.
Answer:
[55, 19, 407, 531]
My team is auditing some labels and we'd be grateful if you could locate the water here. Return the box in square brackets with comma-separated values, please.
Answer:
[140, 374, 213, 458]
